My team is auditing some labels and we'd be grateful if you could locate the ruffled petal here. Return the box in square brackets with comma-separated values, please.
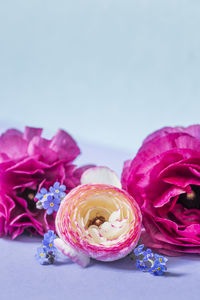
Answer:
[49, 129, 80, 162]
[54, 238, 90, 267]
[122, 124, 200, 255]
[0, 127, 84, 238]
[0, 131, 27, 159]
[23, 127, 42, 142]
[56, 184, 142, 264]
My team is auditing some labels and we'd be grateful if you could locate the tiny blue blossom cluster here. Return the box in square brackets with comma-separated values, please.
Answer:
[133, 244, 168, 276]
[35, 182, 66, 214]
[35, 230, 57, 265]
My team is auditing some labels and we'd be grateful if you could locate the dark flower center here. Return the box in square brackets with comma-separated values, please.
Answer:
[17, 188, 37, 211]
[178, 185, 200, 209]
[88, 216, 106, 227]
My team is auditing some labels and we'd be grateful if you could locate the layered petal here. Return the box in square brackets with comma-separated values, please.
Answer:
[0, 126, 87, 239]
[55, 184, 142, 265]
[121, 124, 200, 255]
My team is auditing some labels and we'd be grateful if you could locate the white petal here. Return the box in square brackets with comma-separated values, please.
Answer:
[88, 225, 106, 243]
[109, 209, 121, 223]
[36, 200, 43, 209]
[80, 166, 122, 189]
[54, 238, 90, 267]
[99, 220, 129, 240]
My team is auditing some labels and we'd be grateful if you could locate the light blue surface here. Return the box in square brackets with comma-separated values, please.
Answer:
[1, 235, 200, 300]
[1, 141, 200, 300]
[0, 1, 200, 150]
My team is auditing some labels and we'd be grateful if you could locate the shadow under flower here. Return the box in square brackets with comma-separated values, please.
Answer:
[166, 254, 200, 268]
[53, 260, 73, 266]
[164, 271, 187, 278]
[92, 255, 187, 278]
[92, 255, 137, 271]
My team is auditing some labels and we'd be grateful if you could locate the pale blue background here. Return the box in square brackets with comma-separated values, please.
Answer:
[0, 0, 200, 151]
[0, 2, 200, 300]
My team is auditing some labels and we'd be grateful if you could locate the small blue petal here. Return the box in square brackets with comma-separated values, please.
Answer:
[43, 201, 49, 209]
[148, 261, 166, 276]
[53, 182, 60, 188]
[47, 194, 53, 201]
[154, 254, 168, 264]
[146, 249, 152, 254]
[35, 193, 43, 200]
[54, 197, 61, 204]
[40, 188, 48, 194]
[54, 204, 59, 212]
[49, 186, 54, 193]
[136, 259, 148, 271]
[36, 247, 48, 265]
[60, 192, 66, 198]
[143, 249, 154, 261]
[60, 185, 66, 192]
[53, 193, 60, 199]
[47, 207, 54, 215]
[134, 244, 144, 256]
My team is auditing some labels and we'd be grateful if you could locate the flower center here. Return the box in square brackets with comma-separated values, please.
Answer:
[178, 185, 200, 209]
[17, 188, 37, 211]
[50, 203, 54, 207]
[88, 216, 106, 227]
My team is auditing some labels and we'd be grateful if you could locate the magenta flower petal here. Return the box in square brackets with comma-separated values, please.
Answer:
[0, 131, 28, 159]
[122, 124, 200, 255]
[23, 127, 42, 142]
[1, 129, 23, 138]
[0, 126, 90, 239]
[142, 124, 200, 145]
[49, 129, 80, 162]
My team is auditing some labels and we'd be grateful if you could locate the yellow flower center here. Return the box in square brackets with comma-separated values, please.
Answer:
[41, 253, 44, 257]
[50, 203, 54, 207]
[159, 258, 162, 262]
[55, 189, 59, 193]
[186, 191, 195, 200]
[44, 195, 47, 198]
[157, 267, 161, 271]
[49, 243, 53, 247]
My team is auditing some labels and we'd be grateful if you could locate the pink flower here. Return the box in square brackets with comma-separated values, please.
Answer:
[121, 125, 200, 255]
[0, 127, 90, 239]
[55, 183, 142, 267]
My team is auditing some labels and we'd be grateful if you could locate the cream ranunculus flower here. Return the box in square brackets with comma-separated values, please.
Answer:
[55, 167, 142, 267]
